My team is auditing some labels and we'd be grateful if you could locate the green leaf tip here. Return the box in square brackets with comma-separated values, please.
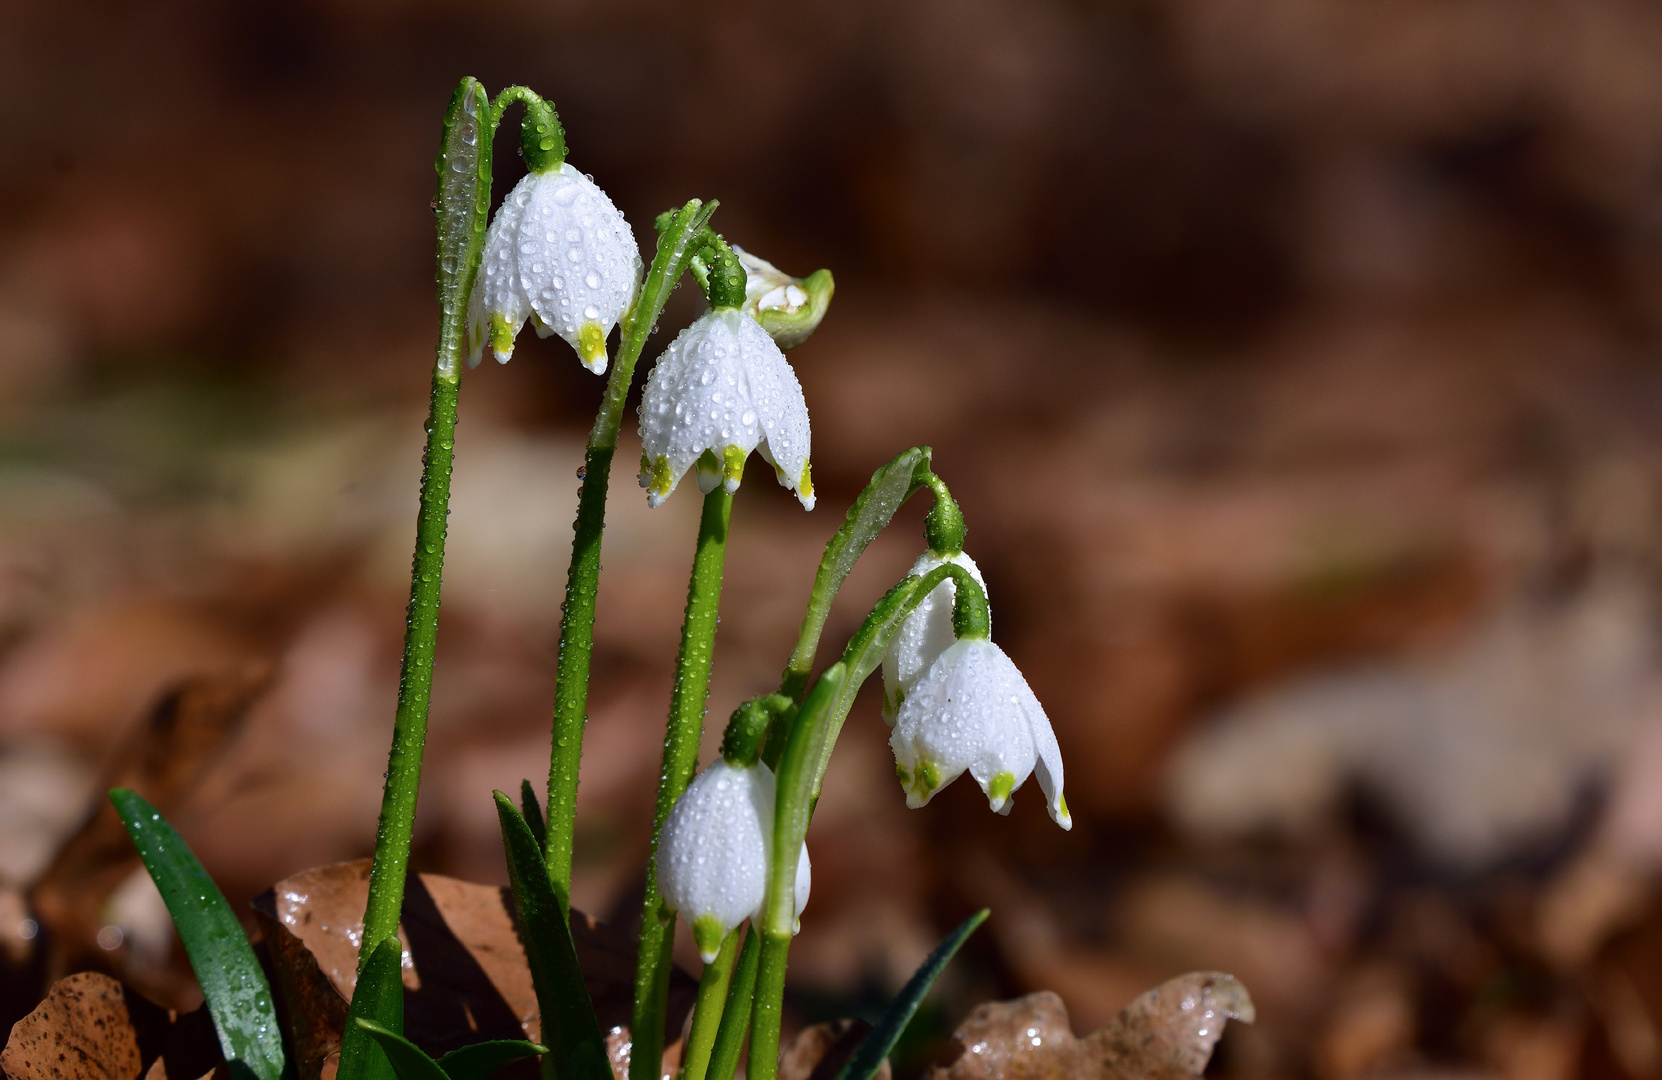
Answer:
[109, 788, 289, 1080]
[832, 909, 989, 1080]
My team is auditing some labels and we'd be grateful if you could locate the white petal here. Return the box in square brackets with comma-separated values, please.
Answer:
[792, 843, 811, 934]
[637, 309, 812, 508]
[882, 552, 988, 723]
[513, 164, 641, 373]
[466, 178, 534, 366]
[1021, 685, 1071, 829]
[890, 639, 1038, 814]
[750, 335, 814, 510]
[656, 760, 774, 955]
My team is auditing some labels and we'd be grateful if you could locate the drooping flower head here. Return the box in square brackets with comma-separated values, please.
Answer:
[731, 245, 835, 350]
[891, 637, 1070, 829]
[466, 159, 641, 374]
[656, 757, 812, 961]
[637, 308, 813, 510]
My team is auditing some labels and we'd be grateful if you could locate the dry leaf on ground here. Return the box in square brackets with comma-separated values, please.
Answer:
[0, 971, 222, 1080]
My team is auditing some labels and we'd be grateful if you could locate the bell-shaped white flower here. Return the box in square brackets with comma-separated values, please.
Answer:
[891, 638, 1071, 829]
[466, 163, 641, 374]
[882, 550, 988, 722]
[637, 307, 813, 510]
[656, 758, 813, 961]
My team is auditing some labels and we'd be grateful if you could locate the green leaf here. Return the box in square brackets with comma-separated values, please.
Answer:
[833, 910, 989, 1080]
[355, 1021, 449, 1080]
[340, 936, 407, 1080]
[494, 791, 607, 1080]
[520, 779, 547, 851]
[109, 788, 289, 1080]
[438, 1040, 550, 1080]
[777, 447, 933, 711]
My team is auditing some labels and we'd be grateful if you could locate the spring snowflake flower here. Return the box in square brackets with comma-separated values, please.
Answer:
[466, 163, 641, 373]
[891, 638, 1070, 829]
[882, 550, 988, 721]
[637, 307, 813, 509]
[656, 758, 812, 961]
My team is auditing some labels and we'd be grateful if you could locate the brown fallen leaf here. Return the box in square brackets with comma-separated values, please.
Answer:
[927, 973, 1253, 1080]
[779, 1019, 892, 1080]
[29, 666, 274, 1002]
[252, 859, 693, 1080]
[0, 971, 223, 1080]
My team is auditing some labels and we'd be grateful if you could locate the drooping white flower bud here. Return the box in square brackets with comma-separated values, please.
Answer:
[882, 551, 988, 722]
[891, 638, 1070, 829]
[466, 164, 641, 374]
[656, 758, 813, 961]
[637, 308, 814, 510]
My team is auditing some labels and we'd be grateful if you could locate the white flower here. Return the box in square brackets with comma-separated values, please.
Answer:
[890, 638, 1071, 829]
[656, 758, 813, 961]
[637, 308, 813, 510]
[882, 550, 988, 722]
[466, 163, 641, 374]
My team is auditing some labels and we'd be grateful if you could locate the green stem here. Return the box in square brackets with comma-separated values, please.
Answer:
[707, 930, 760, 1080]
[681, 928, 742, 1080]
[746, 561, 990, 1080]
[631, 483, 735, 1080]
[747, 933, 791, 1080]
[341, 76, 493, 1080]
[543, 198, 720, 892]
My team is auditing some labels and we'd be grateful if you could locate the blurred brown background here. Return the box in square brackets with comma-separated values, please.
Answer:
[7, 1, 1662, 1078]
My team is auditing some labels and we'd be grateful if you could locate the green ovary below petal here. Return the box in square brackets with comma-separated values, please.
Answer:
[987, 771, 1016, 811]
[488, 312, 516, 358]
[692, 914, 725, 964]
[578, 321, 608, 372]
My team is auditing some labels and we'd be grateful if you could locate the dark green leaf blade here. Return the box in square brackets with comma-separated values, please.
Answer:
[355, 1021, 450, 1080]
[437, 1040, 550, 1080]
[109, 788, 289, 1080]
[494, 790, 606, 1077]
[833, 910, 989, 1080]
[519, 780, 547, 851]
[339, 936, 407, 1080]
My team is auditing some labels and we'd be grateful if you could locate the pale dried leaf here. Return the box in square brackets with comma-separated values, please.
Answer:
[926, 973, 1252, 1080]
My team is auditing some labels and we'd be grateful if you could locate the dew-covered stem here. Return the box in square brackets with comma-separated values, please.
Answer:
[680, 926, 742, 1080]
[543, 198, 718, 894]
[342, 76, 493, 1080]
[631, 483, 735, 1080]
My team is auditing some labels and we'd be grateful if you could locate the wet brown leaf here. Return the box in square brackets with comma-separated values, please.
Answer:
[779, 1019, 892, 1080]
[0, 972, 222, 1080]
[252, 859, 693, 1080]
[29, 666, 274, 997]
[927, 974, 1253, 1080]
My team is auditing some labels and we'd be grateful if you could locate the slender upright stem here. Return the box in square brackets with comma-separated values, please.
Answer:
[706, 930, 760, 1080]
[340, 76, 493, 1080]
[544, 199, 719, 892]
[681, 928, 742, 1080]
[631, 484, 735, 1080]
